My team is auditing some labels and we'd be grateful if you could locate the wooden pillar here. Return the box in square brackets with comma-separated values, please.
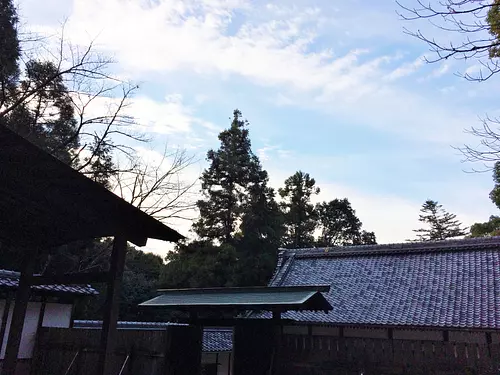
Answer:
[30, 297, 47, 375]
[0, 294, 12, 355]
[233, 321, 275, 375]
[271, 312, 282, 375]
[3, 250, 37, 375]
[164, 325, 202, 375]
[97, 236, 127, 375]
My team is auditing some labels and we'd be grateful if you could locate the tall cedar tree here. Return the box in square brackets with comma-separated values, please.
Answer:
[316, 198, 377, 246]
[193, 109, 261, 243]
[279, 171, 320, 248]
[165, 110, 283, 287]
[413, 200, 467, 241]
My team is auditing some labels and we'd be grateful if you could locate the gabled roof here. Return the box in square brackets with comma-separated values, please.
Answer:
[140, 286, 332, 312]
[0, 124, 183, 247]
[268, 237, 500, 330]
[0, 269, 97, 296]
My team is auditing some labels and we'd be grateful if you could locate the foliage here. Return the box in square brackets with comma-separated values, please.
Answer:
[193, 110, 262, 243]
[316, 198, 376, 246]
[165, 110, 283, 288]
[235, 173, 284, 286]
[161, 241, 237, 288]
[470, 216, 500, 237]
[279, 171, 320, 248]
[413, 200, 467, 241]
[5, 61, 81, 165]
[0, 0, 20, 107]
[71, 241, 165, 320]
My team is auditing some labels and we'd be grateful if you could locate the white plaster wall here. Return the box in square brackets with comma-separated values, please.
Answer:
[0, 300, 73, 360]
[17, 302, 41, 359]
[42, 303, 72, 328]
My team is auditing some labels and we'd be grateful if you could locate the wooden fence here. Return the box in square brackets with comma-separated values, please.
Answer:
[278, 334, 500, 375]
[32, 326, 201, 375]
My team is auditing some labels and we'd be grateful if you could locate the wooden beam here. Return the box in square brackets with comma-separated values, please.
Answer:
[3, 250, 38, 375]
[0, 295, 12, 355]
[31, 271, 109, 285]
[97, 236, 127, 375]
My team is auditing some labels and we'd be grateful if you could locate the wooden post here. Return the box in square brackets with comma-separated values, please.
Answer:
[3, 250, 37, 375]
[97, 236, 127, 375]
[0, 295, 12, 355]
[164, 325, 202, 375]
[30, 297, 47, 375]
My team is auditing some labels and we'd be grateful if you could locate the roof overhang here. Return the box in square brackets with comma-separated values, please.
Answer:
[0, 124, 183, 247]
[139, 285, 333, 313]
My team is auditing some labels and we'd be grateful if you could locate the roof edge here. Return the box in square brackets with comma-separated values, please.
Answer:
[278, 236, 500, 258]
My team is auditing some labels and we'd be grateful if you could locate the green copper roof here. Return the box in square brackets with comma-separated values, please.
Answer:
[139, 286, 332, 312]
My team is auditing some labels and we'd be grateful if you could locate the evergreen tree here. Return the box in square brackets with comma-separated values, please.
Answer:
[0, 0, 20, 107]
[360, 230, 377, 245]
[315, 198, 376, 246]
[279, 171, 319, 248]
[193, 109, 261, 243]
[470, 216, 500, 237]
[489, 162, 500, 209]
[413, 200, 467, 241]
[5, 61, 80, 165]
[166, 109, 282, 287]
[235, 173, 284, 285]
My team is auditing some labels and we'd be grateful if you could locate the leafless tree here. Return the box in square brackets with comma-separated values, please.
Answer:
[113, 146, 199, 223]
[398, 0, 500, 169]
[0, 27, 146, 177]
[397, 0, 500, 81]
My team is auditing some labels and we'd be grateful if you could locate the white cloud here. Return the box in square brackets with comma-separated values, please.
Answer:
[27, 0, 485, 145]
[385, 55, 425, 81]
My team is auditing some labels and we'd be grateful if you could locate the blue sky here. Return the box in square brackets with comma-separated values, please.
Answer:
[19, 0, 500, 254]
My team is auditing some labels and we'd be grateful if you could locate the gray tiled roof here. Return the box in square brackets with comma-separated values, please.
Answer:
[0, 269, 97, 296]
[203, 328, 233, 352]
[73, 320, 233, 352]
[267, 237, 500, 329]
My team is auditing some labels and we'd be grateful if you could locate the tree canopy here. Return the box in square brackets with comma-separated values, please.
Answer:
[279, 171, 319, 248]
[163, 110, 283, 288]
[316, 198, 376, 246]
[412, 200, 467, 241]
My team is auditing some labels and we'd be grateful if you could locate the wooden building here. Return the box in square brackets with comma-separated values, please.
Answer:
[0, 123, 183, 375]
[0, 270, 97, 374]
[259, 237, 500, 374]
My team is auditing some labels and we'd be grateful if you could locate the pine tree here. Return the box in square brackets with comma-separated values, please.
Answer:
[315, 198, 376, 246]
[279, 171, 320, 248]
[413, 200, 467, 241]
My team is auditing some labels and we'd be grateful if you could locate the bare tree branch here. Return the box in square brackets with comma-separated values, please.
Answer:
[397, 0, 500, 81]
[112, 145, 200, 223]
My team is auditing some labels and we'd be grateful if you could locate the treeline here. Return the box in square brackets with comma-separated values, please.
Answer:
[160, 110, 376, 289]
